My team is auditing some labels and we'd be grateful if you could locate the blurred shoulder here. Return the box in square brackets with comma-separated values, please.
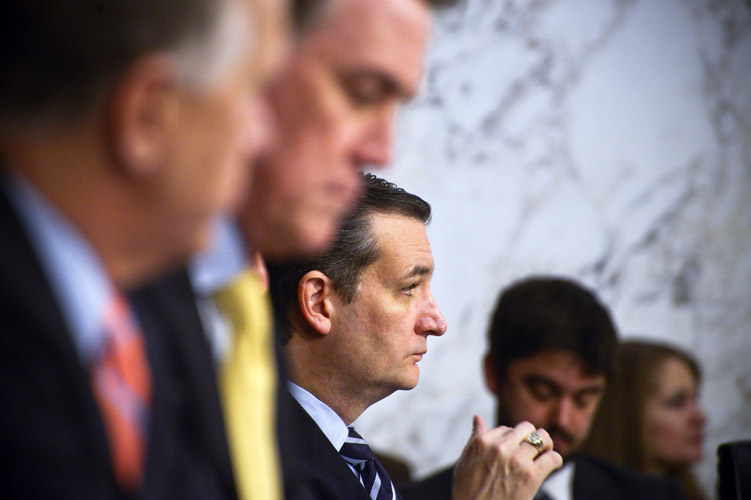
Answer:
[398, 466, 453, 500]
[574, 456, 687, 500]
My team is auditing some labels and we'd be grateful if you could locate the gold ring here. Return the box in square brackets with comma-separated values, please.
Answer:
[523, 431, 544, 452]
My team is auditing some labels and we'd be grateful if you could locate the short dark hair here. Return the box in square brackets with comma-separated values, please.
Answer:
[268, 173, 431, 341]
[0, 0, 225, 128]
[292, 0, 328, 32]
[487, 277, 618, 380]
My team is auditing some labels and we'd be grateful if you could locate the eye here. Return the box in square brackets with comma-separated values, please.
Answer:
[528, 383, 555, 402]
[401, 283, 419, 296]
[339, 73, 391, 107]
[664, 392, 691, 409]
[574, 393, 599, 410]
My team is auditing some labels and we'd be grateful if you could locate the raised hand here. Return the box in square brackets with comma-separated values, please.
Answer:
[451, 416, 562, 500]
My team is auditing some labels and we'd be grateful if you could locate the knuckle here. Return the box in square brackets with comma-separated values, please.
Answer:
[521, 466, 537, 484]
[508, 453, 524, 471]
[536, 427, 552, 444]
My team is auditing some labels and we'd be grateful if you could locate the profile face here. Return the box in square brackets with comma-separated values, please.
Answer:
[488, 350, 606, 460]
[329, 213, 447, 402]
[157, 0, 290, 254]
[240, 0, 432, 258]
[643, 356, 706, 470]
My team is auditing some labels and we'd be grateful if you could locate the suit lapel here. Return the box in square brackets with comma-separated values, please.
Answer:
[285, 396, 372, 500]
[573, 457, 621, 500]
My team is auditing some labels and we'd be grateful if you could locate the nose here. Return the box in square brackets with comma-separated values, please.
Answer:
[352, 104, 397, 167]
[691, 401, 708, 427]
[416, 291, 447, 337]
[551, 397, 575, 431]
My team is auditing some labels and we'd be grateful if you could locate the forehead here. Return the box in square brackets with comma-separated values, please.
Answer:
[507, 350, 605, 389]
[365, 212, 432, 279]
[653, 357, 696, 391]
[304, 0, 430, 94]
[245, 0, 291, 79]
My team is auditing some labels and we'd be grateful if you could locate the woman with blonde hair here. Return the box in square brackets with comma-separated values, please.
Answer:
[583, 340, 708, 500]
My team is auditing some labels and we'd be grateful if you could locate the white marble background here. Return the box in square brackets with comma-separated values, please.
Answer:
[357, 0, 751, 496]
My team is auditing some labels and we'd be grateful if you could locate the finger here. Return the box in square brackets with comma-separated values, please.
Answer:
[474, 422, 517, 444]
[505, 421, 537, 445]
[533, 449, 563, 476]
[531, 427, 554, 454]
[516, 426, 553, 460]
[472, 414, 488, 439]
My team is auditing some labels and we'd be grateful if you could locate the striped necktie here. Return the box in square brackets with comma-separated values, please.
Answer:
[214, 270, 282, 500]
[340, 427, 396, 500]
[91, 292, 152, 491]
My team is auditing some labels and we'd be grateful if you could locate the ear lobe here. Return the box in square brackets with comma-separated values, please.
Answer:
[107, 54, 178, 178]
[298, 270, 333, 336]
[483, 353, 499, 395]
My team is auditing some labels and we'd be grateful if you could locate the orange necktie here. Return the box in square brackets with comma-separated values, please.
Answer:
[91, 293, 152, 491]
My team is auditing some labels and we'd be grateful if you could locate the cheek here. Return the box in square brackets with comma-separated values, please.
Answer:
[646, 410, 681, 457]
[575, 406, 600, 435]
[508, 392, 547, 424]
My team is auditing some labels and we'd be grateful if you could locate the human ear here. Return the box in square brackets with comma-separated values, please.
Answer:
[106, 54, 178, 178]
[484, 353, 500, 396]
[298, 270, 333, 336]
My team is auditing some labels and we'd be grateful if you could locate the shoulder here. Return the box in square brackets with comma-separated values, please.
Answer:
[399, 466, 453, 500]
[280, 395, 371, 500]
[574, 456, 687, 500]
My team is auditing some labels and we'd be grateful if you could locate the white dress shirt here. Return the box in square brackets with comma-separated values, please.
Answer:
[287, 381, 361, 480]
[539, 460, 574, 500]
[189, 216, 248, 363]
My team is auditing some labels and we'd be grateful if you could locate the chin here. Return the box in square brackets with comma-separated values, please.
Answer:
[398, 367, 420, 391]
[289, 216, 338, 257]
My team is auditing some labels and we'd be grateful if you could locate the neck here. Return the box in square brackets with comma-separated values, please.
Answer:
[286, 334, 375, 425]
[3, 131, 192, 289]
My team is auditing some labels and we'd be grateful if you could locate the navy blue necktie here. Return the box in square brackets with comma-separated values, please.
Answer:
[339, 427, 395, 500]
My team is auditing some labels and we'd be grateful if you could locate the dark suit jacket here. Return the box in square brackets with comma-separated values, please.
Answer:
[0, 182, 235, 500]
[280, 395, 406, 500]
[399, 456, 688, 500]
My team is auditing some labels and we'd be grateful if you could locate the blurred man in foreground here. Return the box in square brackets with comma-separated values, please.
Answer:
[241, 0, 451, 259]
[0, 0, 289, 497]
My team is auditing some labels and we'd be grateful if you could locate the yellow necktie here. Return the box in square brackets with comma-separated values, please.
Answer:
[214, 270, 282, 500]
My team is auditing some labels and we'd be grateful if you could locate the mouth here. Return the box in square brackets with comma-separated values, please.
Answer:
[412, 351, 427, 361]
[549, 431, 574, 451]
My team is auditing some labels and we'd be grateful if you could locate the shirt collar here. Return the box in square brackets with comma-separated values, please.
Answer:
[189, 215, 248, 296]
[288, 381, 350, 451]
[540, 460, 575, 500]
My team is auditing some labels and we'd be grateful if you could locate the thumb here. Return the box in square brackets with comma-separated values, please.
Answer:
[472, 414, 488, 438]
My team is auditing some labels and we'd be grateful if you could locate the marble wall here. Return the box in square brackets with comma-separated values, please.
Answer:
[357, 0, 751, 496]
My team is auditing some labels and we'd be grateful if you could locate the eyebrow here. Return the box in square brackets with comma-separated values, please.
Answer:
[403, 265, 433, 280]
[339, 68, 411, 99]
[524, 375, 605, 396]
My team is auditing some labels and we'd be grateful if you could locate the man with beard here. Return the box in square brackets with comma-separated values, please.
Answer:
[401, 277, 688, 500]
